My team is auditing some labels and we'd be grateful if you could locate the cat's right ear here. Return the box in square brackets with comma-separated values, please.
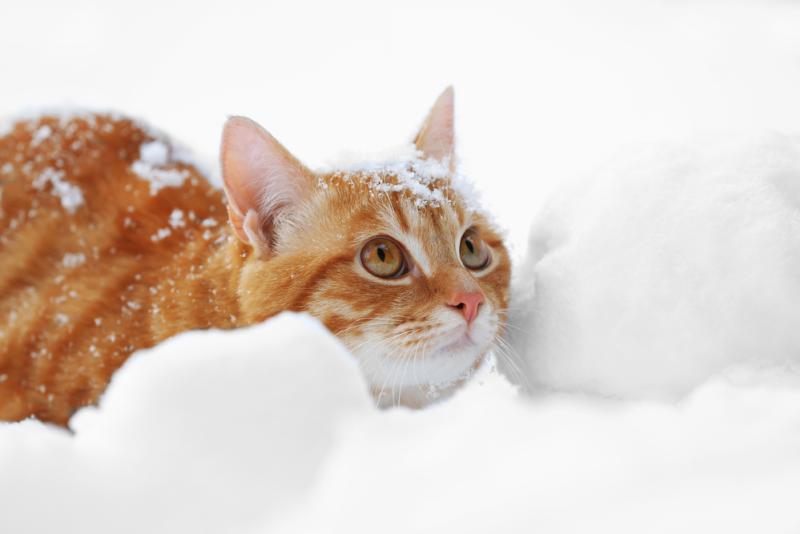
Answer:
[221, 116, 315, 257]
[414, 86, 455, 168]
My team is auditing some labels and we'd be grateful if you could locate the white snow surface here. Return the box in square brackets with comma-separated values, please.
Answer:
[1, 314, 799, 534]
[0, 314, 371, 534]
[509, 134, 800, 400]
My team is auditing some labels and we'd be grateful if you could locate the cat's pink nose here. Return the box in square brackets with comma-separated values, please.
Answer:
[447, 291, 485, 326]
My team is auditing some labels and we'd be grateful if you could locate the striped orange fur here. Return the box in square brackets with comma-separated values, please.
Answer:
[0, 90, 510, 426]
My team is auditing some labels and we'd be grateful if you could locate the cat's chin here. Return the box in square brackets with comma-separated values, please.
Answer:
[352, 308, 499, 408]
[371, 348, 486, 410]
[366, 334, 493, 409]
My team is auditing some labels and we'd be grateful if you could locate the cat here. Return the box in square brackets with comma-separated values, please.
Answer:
[0, 88, 510, 426]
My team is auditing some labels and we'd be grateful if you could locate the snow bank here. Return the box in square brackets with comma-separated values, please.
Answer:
[271, 367, 800, 534]
[2, 313, 799, 534]
[0, 313, 371, 534]
[510, 133, 800, 399]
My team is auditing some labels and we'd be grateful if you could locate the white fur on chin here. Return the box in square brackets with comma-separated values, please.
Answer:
[353, 305, 498, 408]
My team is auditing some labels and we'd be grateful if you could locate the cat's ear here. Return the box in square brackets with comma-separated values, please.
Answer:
[414, 86, 455, 166]
[221, 116, 315, 257]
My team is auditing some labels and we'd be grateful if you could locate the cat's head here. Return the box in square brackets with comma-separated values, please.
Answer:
[220, 88, 510, 407]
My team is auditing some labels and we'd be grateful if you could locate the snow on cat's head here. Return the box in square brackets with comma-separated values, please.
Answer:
[220, 88, 511, 407]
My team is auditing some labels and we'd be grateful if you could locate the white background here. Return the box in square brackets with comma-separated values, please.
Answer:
[4, 0, 800, 255]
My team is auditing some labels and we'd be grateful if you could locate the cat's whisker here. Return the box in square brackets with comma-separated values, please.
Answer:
[494, 313, 534, 330]
[492, 346, 526, 389]
[389, 353, 402, 406]
[336, 317, 400, 338]
[496, 322, 533, 336]
[395, 353, 412, 406]
[412, 340, 423, 393]
[347, 327, 412, 354]
[495, 304, 529, 313]
[491, 335, 532, 391]
[378, 331, 420, 407]
[496, 336, 526, 372]
[376, 354, 403, 408]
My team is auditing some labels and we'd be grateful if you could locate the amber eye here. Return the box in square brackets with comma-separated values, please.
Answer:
[360, 237, 408, 279]
[459, 228, 491, 270]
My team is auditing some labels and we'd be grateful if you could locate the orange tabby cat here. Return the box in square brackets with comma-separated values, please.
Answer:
[0, 88, 510, 426]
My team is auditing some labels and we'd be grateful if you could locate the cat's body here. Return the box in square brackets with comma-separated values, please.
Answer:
[0, 114, 245, 423]
[1, 90, 510, 426]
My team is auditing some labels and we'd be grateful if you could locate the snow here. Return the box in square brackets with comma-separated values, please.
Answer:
[0, 314, 370, 534]
[30, 124, 52, 146]
[149, 227, 171, 242]
[0, 108, 208, 193]
[3, 1, 800, 533]
[131, 140, 191, 195]
[31, 167, 84, 213]
[168, 208, 185, 228]
[1, 314, 799, 534]
[61, 252, 86, 268]
[323, 146, 486, 211]
[324, 147, 454, 207]
[138, 139, 169, 166]
[508, 134, 800, 400]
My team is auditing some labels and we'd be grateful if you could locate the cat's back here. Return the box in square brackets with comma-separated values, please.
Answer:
[0, 112, 217, 229]
[0, 112, 228, 424]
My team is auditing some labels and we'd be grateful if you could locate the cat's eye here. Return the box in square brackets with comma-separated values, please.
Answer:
[459, 229, 491, 270]
[360, 237, 408, 279]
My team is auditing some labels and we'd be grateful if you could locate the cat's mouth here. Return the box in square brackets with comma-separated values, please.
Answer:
[436, 328, 478, 354]
[432, 318, 494, 359]
[351, 311, 500, 399]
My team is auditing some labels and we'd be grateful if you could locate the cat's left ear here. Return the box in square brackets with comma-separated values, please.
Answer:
[221, 116, 315, 257]
[414, 86, 455, 168]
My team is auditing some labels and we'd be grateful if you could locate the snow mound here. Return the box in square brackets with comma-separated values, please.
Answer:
[271, 367, 800, 534]
[0, 313, 371, 534]
[1, 314, 799, 533]
[509, 133, 800, 399]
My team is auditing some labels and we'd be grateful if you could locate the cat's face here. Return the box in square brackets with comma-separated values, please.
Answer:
[221, 88, 510, 406]
[284, 171, 510, 405]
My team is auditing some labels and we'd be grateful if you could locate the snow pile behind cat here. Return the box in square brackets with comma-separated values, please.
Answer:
[510, 133, 800, 398]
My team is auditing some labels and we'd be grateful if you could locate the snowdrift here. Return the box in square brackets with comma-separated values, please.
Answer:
[0, 314, 371, 534]
[2, 313, 799, 534]
[511, 134, 800, 399]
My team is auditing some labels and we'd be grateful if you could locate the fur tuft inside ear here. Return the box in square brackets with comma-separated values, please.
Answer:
[220, 116, 314, 257]
[414, 86, 455, 167]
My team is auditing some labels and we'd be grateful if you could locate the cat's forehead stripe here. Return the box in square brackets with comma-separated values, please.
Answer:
[403, 231, 433, 276]
[392, 200, 411, 233]
[401, 199, 467, 276]
[387, 201, 433, 275]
